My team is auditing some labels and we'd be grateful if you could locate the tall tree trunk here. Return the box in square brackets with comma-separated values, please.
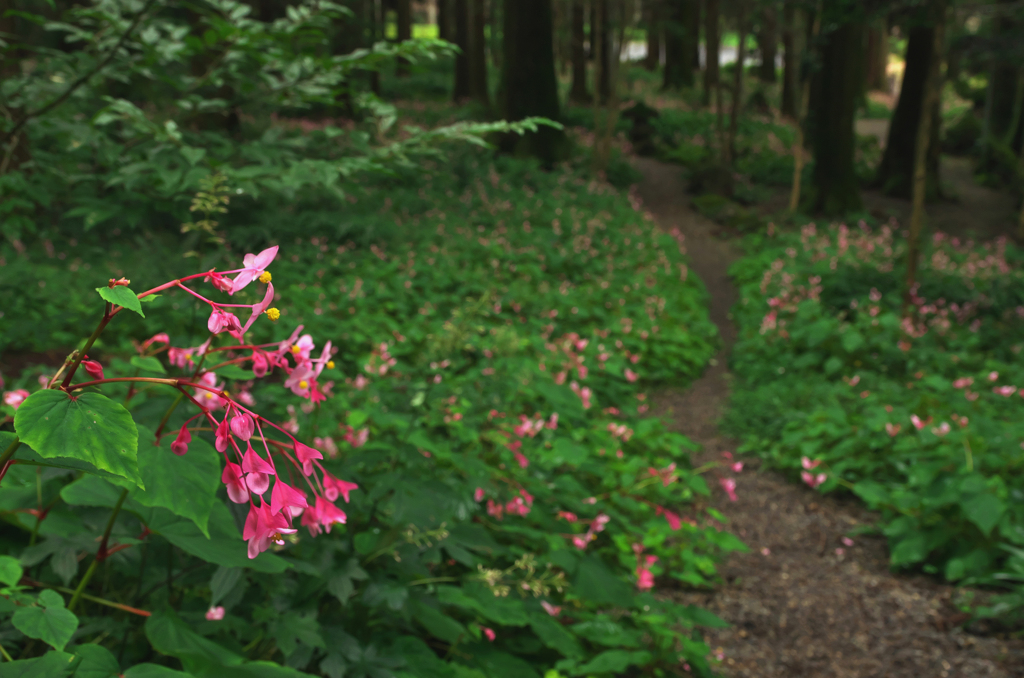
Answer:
[664, 0, 695, 89]
[644, 0, 661, 71]
[396, 0, 412, 76]
[438, 0, 453, 42]
[726, 0, 748, 164]
[595, 0, 626, 174]
[864, 16, 888, 92]
[570, 1, 592, 102]
[454, 0, 471, 99]
[688, 0, 700, 76]
[904, 1, 946, 315]
[703, 0, 719, 105]
[468, 0, 489, 105]
[781, 1, 798, 117]
[981, 0, 1023, 170]
[877, 14, 942, 199]
[757, 3, 778, 83]
[595, 0, 612, 103]
[809, 17, 864, 215]
[499, 0, 567, 166]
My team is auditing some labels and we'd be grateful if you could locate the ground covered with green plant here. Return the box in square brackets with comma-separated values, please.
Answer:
[724, 221, 1024, 621]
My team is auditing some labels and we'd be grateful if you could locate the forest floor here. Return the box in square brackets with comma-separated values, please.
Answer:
[636, 156, 1024, 678]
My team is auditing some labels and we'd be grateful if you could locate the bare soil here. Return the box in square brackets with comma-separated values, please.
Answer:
[634, 156, 1024, 678]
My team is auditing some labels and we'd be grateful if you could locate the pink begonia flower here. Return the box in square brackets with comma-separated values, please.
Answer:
[965, 391, 979, 401]
[474, 487, 485, 502]
[353, 374, 370, 390]
[624, 368, 638, 383]
[848, 375, 860, 386]
[82, 359, 104, 381]
[290, 334, 316, 363]
[910, 414, 925, 430]
[988, 371, 999, 381]
[720, 477, 738, 502]
[214, 417, 232, 453]
[801, 471, 827, 489]
[313, 496, 347, 533]
[344, 427, 369, 448]
[801, 456, 821, 470]
[252, 351, 269, 378]
[557, 511, 578, 522]
[3, 389, 30, 410]
[141, 333, 170, 350]
[168, 347, 191, 370]
[284, 363, 314, 398]
[932, 421, 951, 437]
[731, 462, 744, 473]
[636, 555, 657, 591]
[240, 283, 275, 335]
[322, 473, 359, 503]
[195, 371, 225, 411]
[241, 444, 276, 495]
[952, 377, 973, 389]
[514, 450, 529, 469]
[208, 308, 242, 335]
[221, 462, 249, 504]
[230, 411, 255, 441]
[760, 547, 771, 556]
[541, 601, 561, 617]
[572, 535, 589, 549]
[294, 441, 323, 476]
[655, 506, 682, 530]
[243, 501, 296, 559]
[205, 271, 234, 293]
[205, 606, 225, 621]
[841, 536, 854, 547]
[270, 479, 308, 516]
[546, 413, 558, 429]
[171, 424, 191, 456]
[647, 462, 677, 487]
[482, 627, 496, 642]
[994, 385, 1016, 397]
[230, 246, 279, 295]
[885, 423, 901, 437]
[721, 451, 733, 460]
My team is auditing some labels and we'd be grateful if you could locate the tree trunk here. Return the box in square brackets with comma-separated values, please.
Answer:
[703, 0, 719, 105]
[757, 3, 777, 83]
[688, 0, 700, 77]
[438, 0, 453, 42]
[877, 15, 941, 199]
[396, 0, 412, 76]
[453, 0, 471, 99]
[499, 0, 567, 166]
[644, 0, 661, 71]
[596, 0, 612, 103]
[570, 0, 592, 102]
[981, 1, 1023, 169]
[788, 4, 816, 211]
[904, 1, 945, 315]
[864, 17, 888, 92]
[664, 0, 695, 89]
[726, 0, 748, 164]
[780, 1, 798, 117]
[809, 17, 864, 215]
[469, 0, 489, 105]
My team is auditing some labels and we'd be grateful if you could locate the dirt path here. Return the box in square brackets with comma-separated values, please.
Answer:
[635, 157, 1024, 678]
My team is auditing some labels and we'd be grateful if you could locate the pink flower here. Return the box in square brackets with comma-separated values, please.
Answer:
[294, 441, 323, 476]
[3, 389, 30, 410]
[988, 371, 999, 381]
[513, 450, 529, 469]
[229, 411, 255, 441]
[221, 462, 249, 504]
[993, 385, 1016, 397]
[141, 333, 170, 350]
[322, 473, 359, 503]
[243, 501, 296, 559]
[546, 413, 559, 429]
[801, 456, 821, 470]
[848, 375, 860, 386]
[731, 462, 744, 473]
[656, 507, 682, 530]
[214, 417, 232, 453]
[195, 370, 225, 410]
[557, 511, 578, 522]
[168, 347, 192, 370]
[910, 414, 925, 430]
[965, 391, 979, 401]
[474, 487, 485, 502]
[230, 246, 279, 295]
[647, 462, 678, 487]
[482, 627, 495, 642]
[270, 479, 308, 516]
[82, 359, 104, 380]
[541, 601, 561, 617]
[801, 471, 827, 489]
[171, 424, 191, 456]
[841, 536, 854, 547]
[885, 422, 901, 437]
[241, 444, 276, 495]
[952, 377, 973, 389]
[208, 308, 242, 335]
[353, 374, 369, 390]
[932, 421, 951, 437]
[720, 477, 738, 502]
[205, 606, 225, 621]
[636, 555, 657, 591]
[624, 368, 638, 383]
[240, 283, 275, 334]
[313, 496, 347, 532]
[572, 535, 589, 549]
[252, 351, 269, 378]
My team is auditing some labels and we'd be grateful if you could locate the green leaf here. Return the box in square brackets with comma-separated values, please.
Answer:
[110, 425, 220, 536]
[840, 329, 864, 353]
[60, 476, 125, 508]
[961, 493, 1006, 537]
[210, 566, 243, 607]
[123, 665, 194, 678]
[0, 432, 130, 482]
[679, 605, 729, 628]
[0, 554, 24, 586]
[889, 533, 928, 567]
[14, 391, 142, 488]
[130, 356, 166, 374]
[326, 558, 368, 605]
[145, 609, 243, 668]
[0, 651, 76, 678]
[72, 644, 121, 678]
[96, 286, 144, 317]
[212, 364, 253, 381]
[181, 146, 207, 166]
[573, 555, 634, 608]
[528, 615, 583, 660]
[268, 611, 324, 657]
[412, 602, 466, 643]
[852, 480, 889, 507]
[571, 650, 651, 676]
[11, 589, 79, 651]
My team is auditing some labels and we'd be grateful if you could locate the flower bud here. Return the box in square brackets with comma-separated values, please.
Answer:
[230, 411, 255, 440]
[82, 359, 104, 380]
[171, 424, 191, 456]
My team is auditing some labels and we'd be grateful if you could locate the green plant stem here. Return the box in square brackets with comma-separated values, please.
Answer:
[964, 439, 974, 472]
[0, 640, 11, 662]
[0, 438, 21, 467]
[21, 578, 151, 617]
[61, 312, 114, 390]
[69, 488, 129, 614]
[153, 392, 185, 440]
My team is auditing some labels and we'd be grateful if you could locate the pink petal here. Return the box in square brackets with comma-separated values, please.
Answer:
[270, 479, 308, 515]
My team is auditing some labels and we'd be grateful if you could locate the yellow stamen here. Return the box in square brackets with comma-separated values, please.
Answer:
[299, 380, 309, 389]
[291, 345, 301, 354]
[265, 307, 280, 321]
[259, 271, 272, 284]
[327, 360, 335, 369]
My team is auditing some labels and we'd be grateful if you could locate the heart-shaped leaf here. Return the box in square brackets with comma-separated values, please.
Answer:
[11, 590, 78, 651]
[14, 391, 142, 488]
